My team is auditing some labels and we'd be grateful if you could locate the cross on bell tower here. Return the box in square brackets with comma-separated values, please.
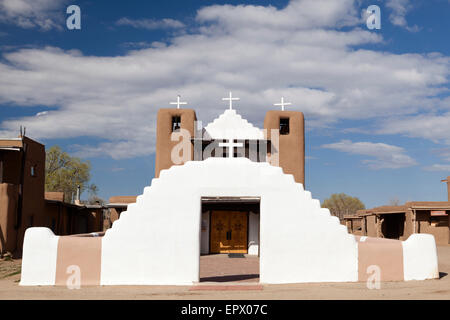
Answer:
[274, 96, 292, 111]
[170, 95, 187, 109]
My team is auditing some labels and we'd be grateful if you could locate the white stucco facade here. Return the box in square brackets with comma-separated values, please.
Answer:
[20, 157, 439, 285]
[98, 157, 358, 285]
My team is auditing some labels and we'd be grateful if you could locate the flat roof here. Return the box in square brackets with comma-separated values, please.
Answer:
[359, 202, 450, 216]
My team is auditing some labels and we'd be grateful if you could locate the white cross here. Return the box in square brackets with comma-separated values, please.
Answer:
[219, 139, 243, 158]
[170, 95, 187, 109]
[274, 96, 292, 111]
[222, 91, 240, 110]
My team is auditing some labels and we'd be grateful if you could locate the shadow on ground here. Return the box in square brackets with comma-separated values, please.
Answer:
[200, 274, 259, 282]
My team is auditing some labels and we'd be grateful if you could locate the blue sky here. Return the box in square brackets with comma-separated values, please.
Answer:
[0, 0, 449, 208]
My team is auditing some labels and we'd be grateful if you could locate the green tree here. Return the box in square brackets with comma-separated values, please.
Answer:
[45, 146, 97, 203]
[322, 193, 365, 220]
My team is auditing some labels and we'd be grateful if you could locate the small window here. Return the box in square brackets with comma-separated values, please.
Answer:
[280, 118, 290, 135]
[31, 165, 37, 177]
[172, 116, 181, 132]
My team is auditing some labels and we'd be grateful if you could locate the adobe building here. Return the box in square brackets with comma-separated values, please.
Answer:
[153, 100, 304, 255]
[21, 95, 439, 286]
[0, 135, 104, 257]
[343, 177, 450, 245]
[354, 201, 450, 245]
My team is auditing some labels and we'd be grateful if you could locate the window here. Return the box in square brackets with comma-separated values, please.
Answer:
[280, 118, 289, 135]
[172, 116, 181, 132]
[31, 165, 37, 177]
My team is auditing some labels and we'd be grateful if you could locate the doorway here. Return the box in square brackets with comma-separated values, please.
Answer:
[381, 213, 405, 239]
[199, 197, 260, 283]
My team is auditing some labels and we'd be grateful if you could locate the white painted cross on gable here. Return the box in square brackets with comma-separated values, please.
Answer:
[219, 139, 243, 158]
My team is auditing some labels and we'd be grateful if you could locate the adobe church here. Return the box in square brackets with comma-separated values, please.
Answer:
[155, 94, 305, 255]
[20, 94, 439, 286]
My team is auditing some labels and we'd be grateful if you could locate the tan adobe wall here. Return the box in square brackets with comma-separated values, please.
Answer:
[155, 108, 196, 178]
[263, 111, 305, 185]
[0, 183, 19, 254]
[109, 196, 137, 203]
[402, 210, 414, 241]
[366, 215, 378, 237]
[416, 211, 449, 245]
[45, 192, 65, 202]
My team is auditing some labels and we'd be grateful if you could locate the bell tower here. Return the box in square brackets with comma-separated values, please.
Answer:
[263, 97, 305, 186]
[155, 96, 196, 178]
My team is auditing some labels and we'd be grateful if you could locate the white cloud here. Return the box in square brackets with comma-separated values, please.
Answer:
[386, 0, 420, 32]
[0, 0, 69, 30]
[0, 0, 448, 159]
[321, 140, 418, 169]
[433, 148, 450, 162]
[376, 110, 450, 145]
[116, 17, 185, 30]
[424, 164, 450, 172]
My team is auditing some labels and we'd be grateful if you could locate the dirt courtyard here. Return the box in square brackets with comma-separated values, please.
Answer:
[0, 246, 449, 300]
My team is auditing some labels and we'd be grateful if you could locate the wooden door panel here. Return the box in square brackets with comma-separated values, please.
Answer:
[229, 212, 248, 253]
[210, 211, 248, 254]
[210, 211, 227, 253]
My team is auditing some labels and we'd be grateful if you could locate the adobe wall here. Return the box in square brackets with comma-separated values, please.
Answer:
[0, 151, 22, 184]
[0, 183, 19, 254]
[155, 108, 196, 178]
[401, 210, 414, 241]
[21, 158, 439, 285]
[16, 137, 46, 253]
[263, 111, 305, 186]
[416, 211, 449, 245]
[365, 215, 378, 237]
[87, 209, 104, 232]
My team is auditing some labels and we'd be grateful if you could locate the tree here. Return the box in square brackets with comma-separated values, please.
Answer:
[322, 193, 365, 220]
[387, 197, 401, 206]
[45, 145, 97, 203]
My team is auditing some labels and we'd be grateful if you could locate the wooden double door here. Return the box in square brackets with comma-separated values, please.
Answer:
[210, 211, 248, 254]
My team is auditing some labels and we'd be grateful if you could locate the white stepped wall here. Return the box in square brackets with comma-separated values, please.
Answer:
[101, 157, 358, 285]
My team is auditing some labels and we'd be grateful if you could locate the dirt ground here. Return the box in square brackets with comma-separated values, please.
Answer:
[0, 245, 449, 300]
